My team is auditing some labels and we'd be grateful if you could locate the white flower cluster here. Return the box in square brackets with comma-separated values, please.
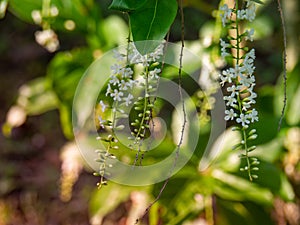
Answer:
[220, 0, 256, 26]
[219, 2, 258, 129]
[219, 4, 232, 27]
[31, 5, 60, 52]
[35, 29, 59, 52]
[95, 43, 165, 180]
[127, 42, 165, 66]
[105, 43, 164, 109]
[236, 1, 256, 22]
[106, 64, 135, 106]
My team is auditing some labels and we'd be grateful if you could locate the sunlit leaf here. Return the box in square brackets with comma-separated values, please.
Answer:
[17, 78, 59, 115]
[109, 0, 148, 11]
[9, 0, 100, 32]
[129, 0, 178, 53]
[9, 0, 41, 22]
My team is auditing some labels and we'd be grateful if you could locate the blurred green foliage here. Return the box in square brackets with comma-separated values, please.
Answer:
[1, 0, 300, 224]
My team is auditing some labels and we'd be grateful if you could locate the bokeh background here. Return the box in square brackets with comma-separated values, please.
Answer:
[0, 0, 299, 224]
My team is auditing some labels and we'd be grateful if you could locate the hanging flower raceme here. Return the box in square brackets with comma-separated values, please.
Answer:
[219, 0, 260, 181]
[94, 42, 165, 187]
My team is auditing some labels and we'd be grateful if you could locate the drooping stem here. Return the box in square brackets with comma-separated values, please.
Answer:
[277, 0, 287, 131]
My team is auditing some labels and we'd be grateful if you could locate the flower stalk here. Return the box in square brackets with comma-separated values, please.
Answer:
[219, 0, 260, 181]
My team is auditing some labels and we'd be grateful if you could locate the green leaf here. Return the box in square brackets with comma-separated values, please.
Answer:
[8, 0, 42, 22]
[89, 183, 151, 220]
[100, 15, 129, 48]
[129, 0, 178, 53]
[249, 161, 295, 201]
[47, 48, 93, 138]
[109, 0, 148, 11]
[17, 77, 59, 115]
[254, 138, 283, 162]
[212, 170, 273, 205]
[9, 0, 101, 32]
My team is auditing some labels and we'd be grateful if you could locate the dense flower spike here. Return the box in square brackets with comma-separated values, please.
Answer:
[94, 42, 164, 186]
[219, 0, 259, 181]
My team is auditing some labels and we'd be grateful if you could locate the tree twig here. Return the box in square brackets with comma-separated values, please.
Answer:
[277, 0, 287, 131]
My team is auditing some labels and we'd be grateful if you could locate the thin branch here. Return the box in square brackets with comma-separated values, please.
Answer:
[277, 0, 287, 131]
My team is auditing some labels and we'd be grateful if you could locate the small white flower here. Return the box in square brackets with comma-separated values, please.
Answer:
[110, 89, 124, 102]
[241, 62, 255, 76]
[227, 85, 238, 97]
[113, 49, 126, 62]
[123, 94, 134, 106]
[99, 100, 107, 112]
[111, 64, 122, 75]
[141, 55, 150, 67]
[242, 100, 253, 111]
[50, 6, 59, 17]
[109, 75, 119, 85]
[245, 28, 254, 41]
[247, 109, 259, 122]
[246, 49, 256, 59]
[236, 113, 250, 127]
[219, 4, 232, 27]
[35, 29, 59, 52]
[245, 2, 256, 22]
[239, 75, 255, 88]
[148, 42, 165, 61]
[122, 67, 133, 79]
[149, 50, 163, 62]
[129, 52, 142, 65]
[98, 116, 106, 128]
[106, 84, 113, 96]
[149, 68, 161, 79]
[248, 85, 257, 99]
[220, 68, 235, 86]
[127, 79, 137, 89]
[237, 9, 246, 20]
[242, 49, 256, 75]
[223, 95, 237, 107]
[119, 80, 129, 90]
[225, 109, 237, 121]
[31, 10, 42, 24]
[220, 39, 230, 58]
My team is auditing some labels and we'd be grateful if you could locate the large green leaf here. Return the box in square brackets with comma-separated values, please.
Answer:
[129, 0, 178, 53]
[249, 161, 295, 201]
[8, 0, 101, 32]
[8, 0, 42, 22]
[109, 0, 148, 11]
